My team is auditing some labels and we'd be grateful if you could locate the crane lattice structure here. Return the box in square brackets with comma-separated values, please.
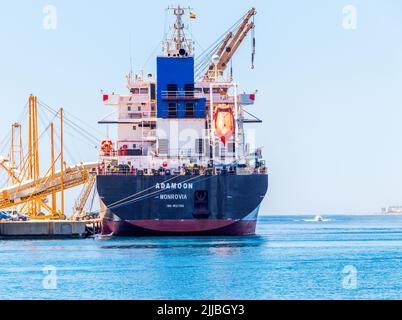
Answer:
[0, 95, 97, 220]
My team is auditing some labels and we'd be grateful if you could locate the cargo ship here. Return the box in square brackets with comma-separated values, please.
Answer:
[96, 7, 268, 236]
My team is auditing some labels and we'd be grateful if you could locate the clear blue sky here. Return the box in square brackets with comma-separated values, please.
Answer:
[0, 0, 401, 215]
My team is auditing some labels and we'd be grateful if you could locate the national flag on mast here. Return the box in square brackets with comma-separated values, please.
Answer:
[189, 11, 196, 19]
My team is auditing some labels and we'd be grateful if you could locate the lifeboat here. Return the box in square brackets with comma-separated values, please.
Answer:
[101, 140, 114, 156]
[214, 104, 234, 145]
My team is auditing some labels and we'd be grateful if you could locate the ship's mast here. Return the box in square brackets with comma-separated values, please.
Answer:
[164, 6, 193, 56]
[174, 6, 184, 52]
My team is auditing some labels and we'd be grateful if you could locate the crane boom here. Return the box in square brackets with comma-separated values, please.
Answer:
[203, 33, 233, 80]
[220, 22, 254, 70]
[223, 8, 256, 58]
[203, 8, 256, 81]
[216, 32, 233, 57]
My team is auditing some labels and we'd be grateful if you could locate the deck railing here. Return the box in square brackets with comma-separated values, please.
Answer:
[161, 91, 203, 100]
[118, 111, 157, 120]
[97, 165, 266, 177]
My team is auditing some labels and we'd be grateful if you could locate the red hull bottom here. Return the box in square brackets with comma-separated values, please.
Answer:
[102, 219, 257, 237]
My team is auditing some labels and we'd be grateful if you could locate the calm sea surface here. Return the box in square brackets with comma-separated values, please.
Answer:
[1, 215, 402, 300]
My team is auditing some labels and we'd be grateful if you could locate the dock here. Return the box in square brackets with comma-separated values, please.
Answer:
[0, 219, 101, 239]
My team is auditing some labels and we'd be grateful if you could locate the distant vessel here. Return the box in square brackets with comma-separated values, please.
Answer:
[303, 215, 331, 223]
[382, 206, 402, 215]
[314, 215, 324, 222]
[96, 7, 268, 236]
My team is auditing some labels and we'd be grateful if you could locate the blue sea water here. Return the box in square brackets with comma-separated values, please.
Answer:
[1, 215, 402, 300]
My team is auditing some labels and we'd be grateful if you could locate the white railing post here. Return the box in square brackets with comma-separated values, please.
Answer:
[233, 83, 239, 162]
[209, 83, 215, 164]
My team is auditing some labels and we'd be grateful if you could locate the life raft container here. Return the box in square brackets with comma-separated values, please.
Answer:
[214, 104, 234, 145]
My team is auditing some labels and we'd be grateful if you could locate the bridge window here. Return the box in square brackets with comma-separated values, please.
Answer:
[168, 103, 177, 118]
[185, 103, 195, 117]
[184, 84, 194, 97]
[203, 87, 225, 94]
[167, 84, 177, 96]
[130, 88, 140, 94]
[150, 83, 156, 100]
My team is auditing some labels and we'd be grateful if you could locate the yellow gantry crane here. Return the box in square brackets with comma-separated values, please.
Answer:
[9, 123, 23, 185]
[204, 7, 256, 82]
[72, 174, 96, 220]
[0, 95, 97, 220]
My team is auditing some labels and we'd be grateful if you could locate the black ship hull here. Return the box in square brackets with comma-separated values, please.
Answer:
[97, 174, 268, 236]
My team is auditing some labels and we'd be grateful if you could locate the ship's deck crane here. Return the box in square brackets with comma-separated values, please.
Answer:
[203, 8, 256, 82]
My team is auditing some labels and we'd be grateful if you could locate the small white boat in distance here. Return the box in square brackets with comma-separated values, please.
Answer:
[303, 215, 331, 223]
[314, 215, 324, 222]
